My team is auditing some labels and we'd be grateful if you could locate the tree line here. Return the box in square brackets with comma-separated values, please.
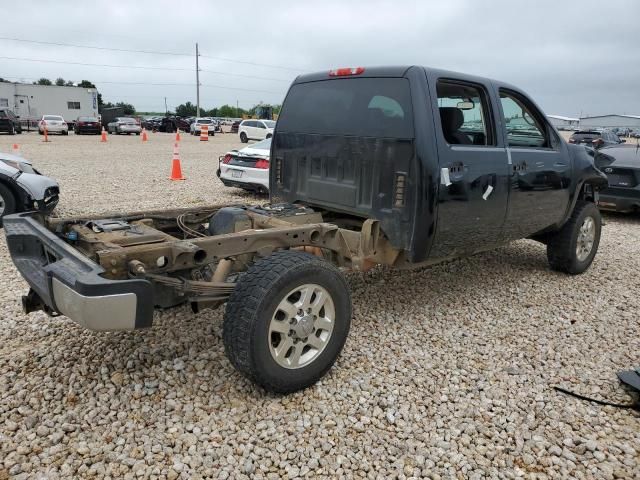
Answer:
[0, 77, 279, 118]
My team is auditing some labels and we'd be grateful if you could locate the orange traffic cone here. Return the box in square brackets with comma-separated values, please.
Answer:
[43, 126, 50, 143]
[169, 142, 185, 180]
[100, 127, 107, 142]
[175, 130, 181, 142]
[142, 128, 148, 142]
[11, 143, 20, 156]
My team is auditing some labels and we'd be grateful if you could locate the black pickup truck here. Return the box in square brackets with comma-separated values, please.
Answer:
[4, 66, 607, 393]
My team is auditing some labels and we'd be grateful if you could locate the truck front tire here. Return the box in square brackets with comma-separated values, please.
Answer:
[223, 250, 352, 393]
[547, 201, 601, 274]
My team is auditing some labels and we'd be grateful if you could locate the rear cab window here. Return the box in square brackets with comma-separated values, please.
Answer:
[277, 77, 414, 138]
[436, 80, 495, 146]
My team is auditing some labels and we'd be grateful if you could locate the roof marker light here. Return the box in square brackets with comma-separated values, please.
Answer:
[329, 67, 365, 77]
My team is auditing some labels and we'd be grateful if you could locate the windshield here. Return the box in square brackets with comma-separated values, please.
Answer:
[263, 120, 276, 128]
[44, 115, 63, 121]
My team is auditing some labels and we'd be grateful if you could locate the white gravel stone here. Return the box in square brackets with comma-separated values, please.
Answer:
[0, 132, 639, 478]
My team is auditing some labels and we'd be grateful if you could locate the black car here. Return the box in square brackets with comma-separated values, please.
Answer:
[594, 144, 640, 213]
[0, 109, 22, 135]
[569, 130, 624, 149]
[230, 120, 241, 134]
[74, 116, 102, 135]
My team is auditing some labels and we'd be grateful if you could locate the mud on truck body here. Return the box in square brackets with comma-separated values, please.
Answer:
[4, 66, 607, 393]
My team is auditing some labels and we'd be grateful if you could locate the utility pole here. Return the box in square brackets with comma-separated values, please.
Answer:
[164, 97, 168, 115]
[236, 100, 239, 118]
[195, 43, 200, 117]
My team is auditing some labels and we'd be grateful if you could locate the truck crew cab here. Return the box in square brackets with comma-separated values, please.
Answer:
[4, 66, 607, 393]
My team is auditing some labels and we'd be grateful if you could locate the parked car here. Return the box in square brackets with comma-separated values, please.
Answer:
[217, 138, 271, 193]
[630, 129, 640, 138]
[74, 116, 102, 135]
[38, 115, 68, 135]
[4, 65, 608, 394]
[593, 144, 640, 213]
[0, 151, 59, 226]
[238, 119, 276, 143]
[107, 117, 142, 135]
[569, 130, 624, 149]
[0, 109, 22, 135]
[190, 118, 216, 136]
[230, 120, 241, 134]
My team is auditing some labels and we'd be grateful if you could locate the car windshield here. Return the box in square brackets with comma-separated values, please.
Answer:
[263, 120, 276, 128]
[250, 138, 272, 150]
[44, 116, 63, 121]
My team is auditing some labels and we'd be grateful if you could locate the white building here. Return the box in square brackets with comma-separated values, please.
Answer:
[0, 82, 99, 124]
[547, 115, 579, 129]
[579, 114, 640, 129]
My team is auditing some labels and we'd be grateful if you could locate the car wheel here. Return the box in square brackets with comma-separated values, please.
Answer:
[240, 132, 248, 143]
[0, 183, 17, 227]
[8, 124, 15, 135]
[547, 201, 602, 274]
[223, 250, 352, 393]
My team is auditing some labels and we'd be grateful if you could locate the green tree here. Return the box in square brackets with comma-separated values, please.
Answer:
[55, 77, 65, 86]
[115, 102, 136, 115]
[65, 80, 74, 86]
[175, 102, 197, 117]
[35, 78, 52, 85]
[77, 80, 96, 88]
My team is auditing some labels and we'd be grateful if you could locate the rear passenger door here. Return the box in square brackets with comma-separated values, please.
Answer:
[429, 77, 510, 258]
[498, 89, 572, 240]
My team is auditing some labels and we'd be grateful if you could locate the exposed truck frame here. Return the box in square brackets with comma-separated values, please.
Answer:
[4, 66, 608, 393]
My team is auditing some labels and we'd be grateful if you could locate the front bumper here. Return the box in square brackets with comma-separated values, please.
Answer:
[4, 213, 154, 331]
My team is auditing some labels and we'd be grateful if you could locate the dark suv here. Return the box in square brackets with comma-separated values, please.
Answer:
[569, 130, 624, 149]
[0, 109, 22, 135]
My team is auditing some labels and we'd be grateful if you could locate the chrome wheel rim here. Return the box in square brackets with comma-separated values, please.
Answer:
[0, 192, 5, 216]
[268, 284, 335, 369]
[576, 216, 596, 262]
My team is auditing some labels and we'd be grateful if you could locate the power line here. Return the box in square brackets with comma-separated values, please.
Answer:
[0, 55, 192, 72]
[1, 55, 293, 82]
[0, 36, 306, 72]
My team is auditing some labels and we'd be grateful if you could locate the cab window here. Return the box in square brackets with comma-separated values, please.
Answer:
[499, 90, 549, 148]
[436, 80, 495, 146]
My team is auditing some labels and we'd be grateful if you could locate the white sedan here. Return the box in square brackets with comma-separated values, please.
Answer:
[190, 118, 216, 136]
[38, 115, 68, 135]
[217, 138, 271, 194]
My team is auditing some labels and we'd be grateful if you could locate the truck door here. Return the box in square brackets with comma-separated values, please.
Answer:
[497, 89, 572, 240]
[429, 78, 510, 259]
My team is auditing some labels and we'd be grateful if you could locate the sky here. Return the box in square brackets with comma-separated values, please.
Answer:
[0, 0, 638, 116]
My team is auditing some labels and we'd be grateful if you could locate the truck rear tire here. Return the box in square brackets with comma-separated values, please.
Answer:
[547, 201, 601, 274]
[0, 183, 17, 227]
[223, 250, 351, 393]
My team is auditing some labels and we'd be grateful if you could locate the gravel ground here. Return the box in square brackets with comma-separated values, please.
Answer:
[1, 132, 639, 479]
